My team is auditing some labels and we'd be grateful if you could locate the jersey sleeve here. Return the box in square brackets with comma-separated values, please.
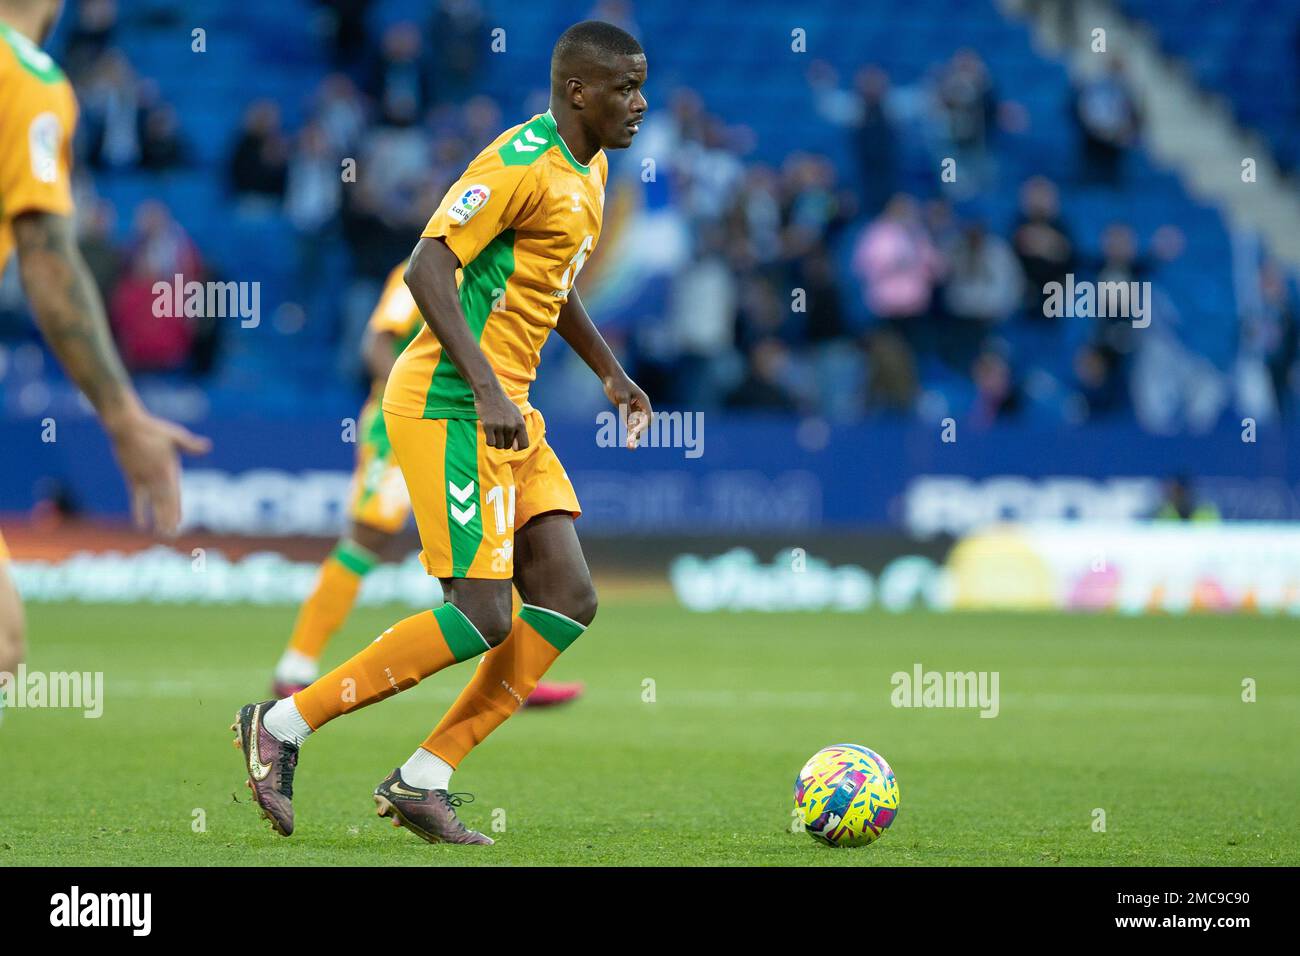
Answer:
[421, 150, 541, 268]
[0, 75, 76, 222]
[366, 262, 421, 336]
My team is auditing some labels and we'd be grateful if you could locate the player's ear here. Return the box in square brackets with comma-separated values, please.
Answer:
[566, 77, 585, 109]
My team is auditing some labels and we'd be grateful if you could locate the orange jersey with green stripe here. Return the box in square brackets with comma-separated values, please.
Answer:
[0, 20, 77, 273]
[382, 110, 608, 420]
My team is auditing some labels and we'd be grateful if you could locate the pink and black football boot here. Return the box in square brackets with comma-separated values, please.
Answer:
[373, 768, 494, 845]
[231, 700, 300, 836]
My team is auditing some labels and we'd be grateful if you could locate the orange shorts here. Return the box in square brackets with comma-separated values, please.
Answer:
[384, 407, 580, 579]
[347, 395, 412, 535]
[0, 528, 8, 564]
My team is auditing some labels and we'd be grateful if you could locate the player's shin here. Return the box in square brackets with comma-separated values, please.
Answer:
[280, 539, 377, 671]
[275, 602, 491, 739]
[417, 604, 586, 771]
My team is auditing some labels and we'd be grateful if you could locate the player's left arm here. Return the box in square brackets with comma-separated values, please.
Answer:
[556, 289, 653, 448]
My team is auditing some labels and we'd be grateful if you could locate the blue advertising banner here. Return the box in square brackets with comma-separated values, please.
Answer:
[2, 415, 1298, 534]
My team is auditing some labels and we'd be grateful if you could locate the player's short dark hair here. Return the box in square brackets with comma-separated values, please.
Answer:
[551, 20, 643, 74]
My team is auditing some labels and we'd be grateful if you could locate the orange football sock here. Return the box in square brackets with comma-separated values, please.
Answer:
[293, 602, 489, 730]
[285, 541, 376, 659]
[422, 604, 586, 767]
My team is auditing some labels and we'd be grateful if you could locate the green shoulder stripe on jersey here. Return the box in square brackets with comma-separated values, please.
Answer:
[0, 21, 66, 84]
[496, 115, 551, 168]
[497, 111, 590, 176]
[443, 418, 484, 576]
[433, 601, 490, 662]
[421, 229, 516, 419]
[518, 604, 587, 652]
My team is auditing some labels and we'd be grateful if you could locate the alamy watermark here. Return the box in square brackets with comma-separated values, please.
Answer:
[49, 886, 150, 935]
[0, 665, 104, 718]
[152, 273, 260, 328]
[596, 405, 704, 459]
[1042, 273, 1150, 328]
[890, 663, 999, 718]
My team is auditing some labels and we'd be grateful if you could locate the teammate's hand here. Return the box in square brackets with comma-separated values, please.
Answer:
[107, 410, 211, 536]
[476, 388, 529, 451]
[603, 373, 654, 449]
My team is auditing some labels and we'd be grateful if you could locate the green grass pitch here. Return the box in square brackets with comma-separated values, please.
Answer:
[2, 599, 1297, 866]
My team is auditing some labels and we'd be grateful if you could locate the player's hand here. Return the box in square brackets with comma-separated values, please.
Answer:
[107, 410, 211, 536]
[476, 388, 529, 451]
[603, 373, 654, 449]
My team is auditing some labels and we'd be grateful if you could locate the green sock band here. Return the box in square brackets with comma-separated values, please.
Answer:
[331, 539, 379, 576]
[518, 603, 587, 653]
[433, 602, 491, 662]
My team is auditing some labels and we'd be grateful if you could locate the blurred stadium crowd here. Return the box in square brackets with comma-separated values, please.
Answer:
[1, 0, 1298, 433]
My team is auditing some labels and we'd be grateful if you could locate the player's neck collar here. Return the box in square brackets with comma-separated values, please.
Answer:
[542, 110, 595, 173]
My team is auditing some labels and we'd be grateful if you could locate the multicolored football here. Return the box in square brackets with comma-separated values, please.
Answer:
[794, 744, 900, 847]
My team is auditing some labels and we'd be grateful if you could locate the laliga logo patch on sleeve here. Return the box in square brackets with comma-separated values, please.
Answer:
[29, 112, 61, 184]
[448, 185, 491, 225]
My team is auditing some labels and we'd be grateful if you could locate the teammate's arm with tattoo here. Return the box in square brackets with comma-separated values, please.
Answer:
[12, 210, 210, 534]
[12, 211, 133, 420]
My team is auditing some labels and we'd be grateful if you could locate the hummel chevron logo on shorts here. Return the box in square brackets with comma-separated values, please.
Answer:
[449, 480, 476, 525]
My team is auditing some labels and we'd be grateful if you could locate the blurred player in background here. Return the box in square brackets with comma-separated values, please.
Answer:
[235, 19, 651, 844]
[0, 0, 208, 699]
[270, 260, 584, 709]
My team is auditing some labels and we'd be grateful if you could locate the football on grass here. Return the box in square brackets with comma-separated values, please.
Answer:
[795, 744, 900, 847]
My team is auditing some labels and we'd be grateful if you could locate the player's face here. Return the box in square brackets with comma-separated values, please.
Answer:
[590, 54, 647, 150]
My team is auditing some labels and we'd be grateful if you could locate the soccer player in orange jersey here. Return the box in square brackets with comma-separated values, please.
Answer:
[0, 0, 208, 694]
[235, 20, 650, 843]
[269, 261, 583, 710]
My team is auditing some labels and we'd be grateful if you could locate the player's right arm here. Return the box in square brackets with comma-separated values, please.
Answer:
[404, 147, 543, 451]
[12, 211, 211, 534]
[405, 237, 527, 450]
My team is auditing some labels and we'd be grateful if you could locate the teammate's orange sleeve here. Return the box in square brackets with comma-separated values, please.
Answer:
[0, 60, 77, 222]
[420, 151, 542, 268]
